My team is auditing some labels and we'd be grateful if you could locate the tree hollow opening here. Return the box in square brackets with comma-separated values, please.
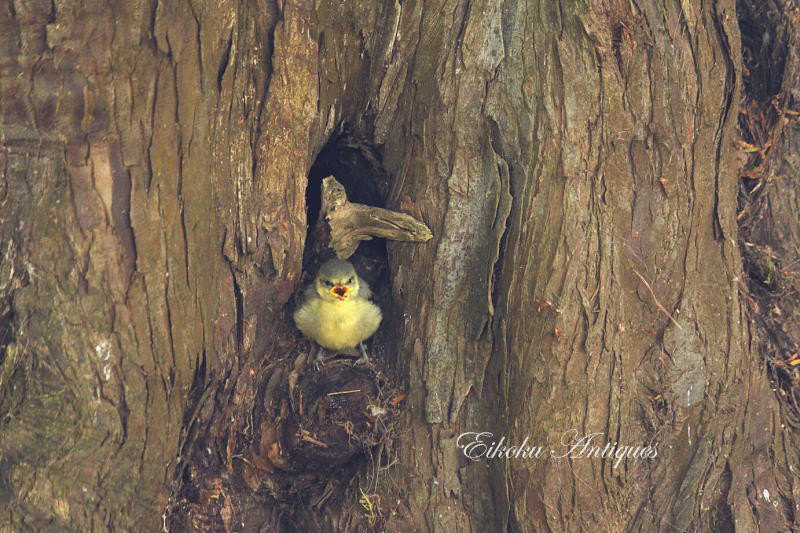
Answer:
[303, 130, 392, 328]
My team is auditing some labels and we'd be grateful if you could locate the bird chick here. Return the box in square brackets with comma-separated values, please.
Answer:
[293, 258, 382, 364]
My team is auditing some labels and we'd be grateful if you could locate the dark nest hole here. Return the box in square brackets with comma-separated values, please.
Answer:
[302, 128, 396, 366]
[306, 130, 390, 228]
[736, 0, 800, 421]
[304, 129, 391, 277]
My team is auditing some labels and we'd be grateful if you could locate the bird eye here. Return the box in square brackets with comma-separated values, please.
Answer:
[347, 277, 354, 284]
[323, 280, 333, 287]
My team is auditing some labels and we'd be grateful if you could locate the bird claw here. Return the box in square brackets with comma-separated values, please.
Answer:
[354, 343, 370, 366]
[314, 346, 327, 370]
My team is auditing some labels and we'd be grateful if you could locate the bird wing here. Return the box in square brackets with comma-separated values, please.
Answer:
[357, 275, 373, 299]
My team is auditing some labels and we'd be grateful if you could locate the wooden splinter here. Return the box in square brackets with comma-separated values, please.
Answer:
[320, 176, 432, 258]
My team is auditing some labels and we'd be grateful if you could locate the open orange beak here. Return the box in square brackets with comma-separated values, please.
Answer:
[331, 286, 349, 299]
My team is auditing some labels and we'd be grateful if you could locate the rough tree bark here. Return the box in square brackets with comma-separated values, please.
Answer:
[2, 0, 800, 532]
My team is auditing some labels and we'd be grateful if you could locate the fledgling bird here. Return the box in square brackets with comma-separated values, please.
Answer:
[293, 258, 382, 365]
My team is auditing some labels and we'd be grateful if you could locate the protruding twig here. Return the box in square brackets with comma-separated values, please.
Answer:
[321, 176, 432, 258]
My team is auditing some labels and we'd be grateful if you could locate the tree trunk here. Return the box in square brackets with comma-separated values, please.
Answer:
[2, 0, 799, 532]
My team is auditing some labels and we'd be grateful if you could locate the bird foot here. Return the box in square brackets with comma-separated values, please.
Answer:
[354, 343, 370, 366]
[314, 346, 328, 370]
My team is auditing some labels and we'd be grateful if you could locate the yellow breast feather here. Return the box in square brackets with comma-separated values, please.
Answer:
[294, 296, 381, 351]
